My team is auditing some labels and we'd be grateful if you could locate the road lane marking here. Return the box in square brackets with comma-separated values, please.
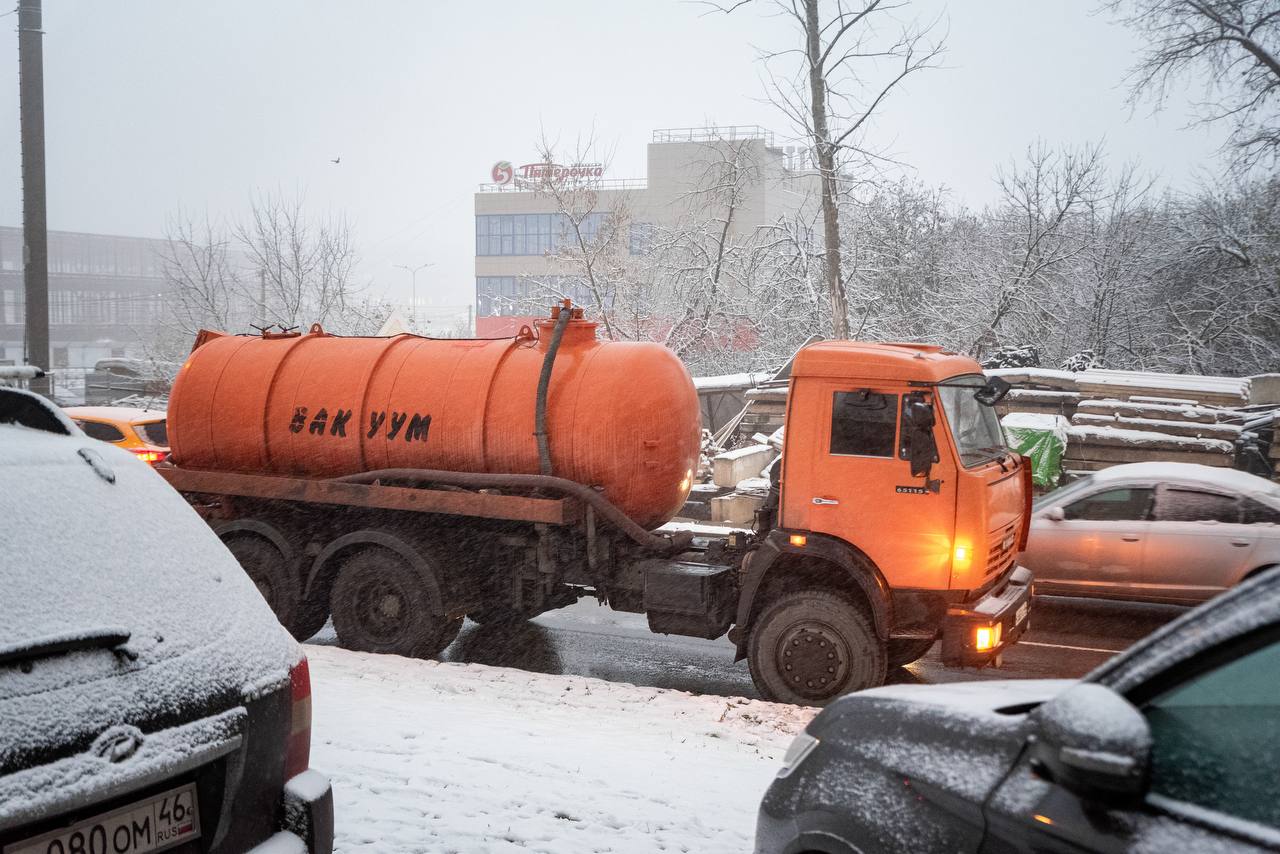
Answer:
[1019, 640, 1125, 654]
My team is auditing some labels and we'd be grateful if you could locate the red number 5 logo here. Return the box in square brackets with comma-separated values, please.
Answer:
[491, 161, 513, 185]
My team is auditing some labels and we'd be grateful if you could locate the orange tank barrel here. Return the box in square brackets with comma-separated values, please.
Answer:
[168, 306, 702, 530]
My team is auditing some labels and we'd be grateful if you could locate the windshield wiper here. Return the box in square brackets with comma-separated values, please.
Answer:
[0, 627, 132, 670]
[963, 446, 1010, 467]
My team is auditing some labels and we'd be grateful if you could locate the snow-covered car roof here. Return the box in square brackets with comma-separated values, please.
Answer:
[1084, 461, 1280, 501]
[62, 405, 166, 423]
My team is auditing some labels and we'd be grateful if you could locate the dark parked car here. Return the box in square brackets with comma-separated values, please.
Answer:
[0, 388, 333, 853]
[756, 564, 1280, 853]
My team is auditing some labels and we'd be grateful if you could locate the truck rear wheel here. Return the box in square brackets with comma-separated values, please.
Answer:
[331, 547, 461, 659]
[887, 638, 936, 668]
[748, 589, 886, 705]
[225, 534, 300, 636]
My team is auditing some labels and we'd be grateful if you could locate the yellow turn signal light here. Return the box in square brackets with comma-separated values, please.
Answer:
[789, 534, 807, 547]
[974, 623, 1003, 652]
[953, 543, 972, 572]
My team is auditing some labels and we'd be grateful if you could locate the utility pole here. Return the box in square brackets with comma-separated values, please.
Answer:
[393, 262, 431, 328]
[19, 0, 50, 395]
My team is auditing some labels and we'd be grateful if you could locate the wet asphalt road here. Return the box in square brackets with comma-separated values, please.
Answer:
[308, 594, 1189, 701]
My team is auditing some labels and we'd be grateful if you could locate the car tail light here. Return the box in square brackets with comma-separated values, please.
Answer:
[131, 449, 169, 464]
[285, 655, 312, 780]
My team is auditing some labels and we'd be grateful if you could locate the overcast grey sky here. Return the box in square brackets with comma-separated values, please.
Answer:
[1, 1, 1226, 308]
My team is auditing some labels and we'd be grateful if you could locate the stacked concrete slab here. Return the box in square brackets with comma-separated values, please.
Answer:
[990, 368, 1270, 481]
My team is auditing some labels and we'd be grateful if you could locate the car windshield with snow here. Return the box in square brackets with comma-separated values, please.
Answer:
[0, 390, 332, 854]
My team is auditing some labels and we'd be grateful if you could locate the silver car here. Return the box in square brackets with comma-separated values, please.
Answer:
[1023, 462, 1280, 605]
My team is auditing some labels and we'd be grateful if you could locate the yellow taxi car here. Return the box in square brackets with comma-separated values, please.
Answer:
[62, 405, 169, 464]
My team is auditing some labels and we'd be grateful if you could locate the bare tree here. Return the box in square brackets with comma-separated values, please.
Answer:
[1105, 0, 1280, 172]
[158, 212, 244, 338]
[965, 142, 1108, 356]
[527, 134, 633, 339]
[711, 0, 944, 338]
[234, 190, 362, 331]
[648, 135, 763, 361]
[156, 191, 382, 362]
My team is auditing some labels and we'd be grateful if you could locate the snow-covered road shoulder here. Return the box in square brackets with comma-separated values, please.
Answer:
[307, 646, 817, 853]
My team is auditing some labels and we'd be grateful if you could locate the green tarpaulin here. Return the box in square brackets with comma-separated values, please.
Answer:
[1001, 413, 1070, 487]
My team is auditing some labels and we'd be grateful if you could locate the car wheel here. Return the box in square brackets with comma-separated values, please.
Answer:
[331, 547, 459, 659]
[887, 637, 936, 668]
[225, 534, 300, 633]
[748, 589, 886, 705]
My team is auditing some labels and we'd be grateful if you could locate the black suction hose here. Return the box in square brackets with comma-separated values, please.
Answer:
[534, 303, 573, 476]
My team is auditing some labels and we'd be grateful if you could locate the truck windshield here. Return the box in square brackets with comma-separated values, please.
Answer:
[937, 376, 1007, 467]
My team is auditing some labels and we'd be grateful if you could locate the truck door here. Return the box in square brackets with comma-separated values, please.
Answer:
[782, 381, 954, 590]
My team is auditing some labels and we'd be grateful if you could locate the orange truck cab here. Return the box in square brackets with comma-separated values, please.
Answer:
[727, 341, 1033, 703]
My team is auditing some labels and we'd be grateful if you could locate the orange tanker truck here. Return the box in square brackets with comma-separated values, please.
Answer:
[158, 301, 1033, 704]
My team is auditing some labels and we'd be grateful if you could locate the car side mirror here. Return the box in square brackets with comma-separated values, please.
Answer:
[1045, 506, 1066, 522]
[1028, 683, 1151, 804]
[902, 394, 938, 479]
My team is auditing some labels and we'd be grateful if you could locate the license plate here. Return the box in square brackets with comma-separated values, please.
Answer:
[5, 783, 200, 854]
[1015, 602, 1029, 626]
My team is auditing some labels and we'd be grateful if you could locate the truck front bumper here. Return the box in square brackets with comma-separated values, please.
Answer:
[939, 565, 1033, 668]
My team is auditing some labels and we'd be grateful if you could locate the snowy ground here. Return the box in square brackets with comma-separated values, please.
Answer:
[308, 645, 817, 853]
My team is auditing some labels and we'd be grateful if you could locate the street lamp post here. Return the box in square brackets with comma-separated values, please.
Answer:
[393, 262, 432, 328]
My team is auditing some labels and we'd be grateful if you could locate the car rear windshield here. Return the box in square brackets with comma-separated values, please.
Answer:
[76, 419, 125, 443]
[134, 419, 168, 446]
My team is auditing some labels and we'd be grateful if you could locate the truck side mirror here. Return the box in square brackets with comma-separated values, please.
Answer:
[975, 376, 1012, 407]
[902, 394, 938, 479]
[1028, 684, 1151, 804]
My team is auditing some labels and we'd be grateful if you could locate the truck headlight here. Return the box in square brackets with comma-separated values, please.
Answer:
[777, 732, 819, 778]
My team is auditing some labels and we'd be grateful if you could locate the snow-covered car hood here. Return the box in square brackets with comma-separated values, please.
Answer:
[785, 678, 1074, 817]
[0, 423, 298, 779]
[854, 678, 1071, 713]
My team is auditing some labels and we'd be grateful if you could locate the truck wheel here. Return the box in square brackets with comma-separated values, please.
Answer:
[330, 548, 460, 659]
[887, 638, 936, 668]
[225, 535, 300, 634]
[748, 589, 886, 705]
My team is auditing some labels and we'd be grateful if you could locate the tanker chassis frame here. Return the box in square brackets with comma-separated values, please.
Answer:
[159, 458, 1031, 705]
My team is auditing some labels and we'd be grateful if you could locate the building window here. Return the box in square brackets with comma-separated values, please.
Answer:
[476, 213, 607, 256]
